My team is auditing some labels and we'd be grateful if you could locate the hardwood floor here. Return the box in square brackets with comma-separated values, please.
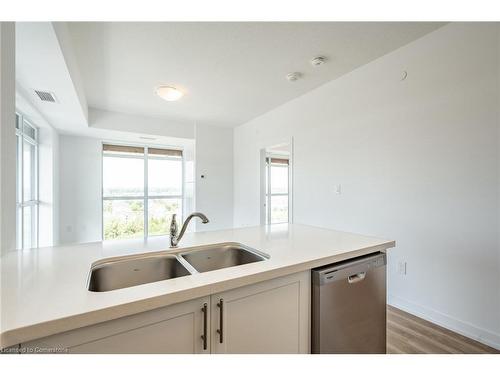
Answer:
[387, 306, 499, 354]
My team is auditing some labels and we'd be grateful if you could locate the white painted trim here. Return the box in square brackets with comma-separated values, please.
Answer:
[388, 294, 500, 350]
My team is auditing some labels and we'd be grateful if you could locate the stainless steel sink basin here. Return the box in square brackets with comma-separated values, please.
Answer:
[87, 242, 269, 292]
[88, 254, 191, 292]
[180, 242, 268, 273]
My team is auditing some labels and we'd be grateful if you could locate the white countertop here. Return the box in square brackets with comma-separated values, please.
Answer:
[0, 224, 395, 348]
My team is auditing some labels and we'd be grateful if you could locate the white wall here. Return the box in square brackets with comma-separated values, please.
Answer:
[233, 23, 500, 348]
[195, 124, 234, 231]
[0, 22, 16, 254]
[59, 135, 102, 244]
[89, 108, 195, 140]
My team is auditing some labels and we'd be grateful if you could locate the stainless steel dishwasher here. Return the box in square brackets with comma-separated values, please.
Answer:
[311, 252, 387, 354]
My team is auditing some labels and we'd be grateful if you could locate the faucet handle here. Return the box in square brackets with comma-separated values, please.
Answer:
[170, 214, 178, 235]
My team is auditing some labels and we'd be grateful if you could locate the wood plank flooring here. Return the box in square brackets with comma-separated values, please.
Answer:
[387, 305, 499, 354]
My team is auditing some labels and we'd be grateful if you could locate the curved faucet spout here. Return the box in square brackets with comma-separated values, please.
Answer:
[170, 212, 210, 248]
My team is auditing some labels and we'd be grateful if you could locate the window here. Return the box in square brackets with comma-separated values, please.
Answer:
[16, 113, 39, 249]
[265, 157, 289, 224]
[102, 144, 183, 240]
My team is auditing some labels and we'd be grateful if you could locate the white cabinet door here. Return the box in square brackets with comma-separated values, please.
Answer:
[211, 271, 310, 354]
[22, 297, 210, 354]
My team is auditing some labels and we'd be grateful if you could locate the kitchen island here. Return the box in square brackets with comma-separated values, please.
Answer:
[1, 224, 395, 352]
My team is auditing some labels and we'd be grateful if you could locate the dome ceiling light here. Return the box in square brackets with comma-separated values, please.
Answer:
[156, 85, 184, 101]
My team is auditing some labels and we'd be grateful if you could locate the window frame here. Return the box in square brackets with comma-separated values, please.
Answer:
[15, 112, 39, 249]
[101, 143, 184, 240]
[265, 156, 289, 225]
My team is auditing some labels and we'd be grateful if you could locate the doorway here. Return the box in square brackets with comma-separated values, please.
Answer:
[260, 141, 293, 225]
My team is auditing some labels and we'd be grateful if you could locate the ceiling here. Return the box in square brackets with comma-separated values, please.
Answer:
[16, 22, 89, 132]
[67, 22, 445, 128]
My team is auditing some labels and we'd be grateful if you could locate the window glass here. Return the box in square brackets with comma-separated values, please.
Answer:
[23, 121, 36, 140]
[16, 135, 22, 202]
[16, 113, 39, 250]
[148, 158, 182, 196]
[102, 145, 184, 241]
[103, 200, 145, 240]
[103, 156, 144, 197]
[22, 206, 33, 249]
[22, 204, 37, 249]
[265, 156, 290, 225]
[16, 207, 22, 248]
[270, 195, 288, 224]
[148, 198, 182, 236]
[23, 140, 36, 201]
[270, 165, 288, 194]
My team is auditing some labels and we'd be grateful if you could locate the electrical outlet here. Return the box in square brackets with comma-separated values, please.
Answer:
[397, 261, 407, 275]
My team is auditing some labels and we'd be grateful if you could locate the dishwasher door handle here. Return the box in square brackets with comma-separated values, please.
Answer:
[348, 272, 366, 284]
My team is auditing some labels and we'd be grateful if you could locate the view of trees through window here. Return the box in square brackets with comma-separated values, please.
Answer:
[102, 145, 183, 240]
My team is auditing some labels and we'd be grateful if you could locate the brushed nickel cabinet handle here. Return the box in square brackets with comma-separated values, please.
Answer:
[201, 303, 208, 350]
[216, 299, 224, 343]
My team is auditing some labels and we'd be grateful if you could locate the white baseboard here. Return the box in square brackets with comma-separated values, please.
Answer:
[388, 294, 500, 351]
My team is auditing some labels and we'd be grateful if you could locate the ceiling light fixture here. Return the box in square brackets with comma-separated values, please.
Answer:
[156, 85, 184, 101]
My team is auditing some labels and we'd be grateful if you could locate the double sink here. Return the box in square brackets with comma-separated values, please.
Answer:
[88, 242, 269, 292]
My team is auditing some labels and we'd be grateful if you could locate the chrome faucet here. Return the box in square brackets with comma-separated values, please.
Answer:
[169, 212, 209, 248]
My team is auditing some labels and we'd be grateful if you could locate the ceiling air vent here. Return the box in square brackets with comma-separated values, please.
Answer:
[34, 90, 57, 103]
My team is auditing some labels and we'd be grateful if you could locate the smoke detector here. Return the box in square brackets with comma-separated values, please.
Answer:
[310, 56, 327, 67]
[286, 72, 302, 82]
